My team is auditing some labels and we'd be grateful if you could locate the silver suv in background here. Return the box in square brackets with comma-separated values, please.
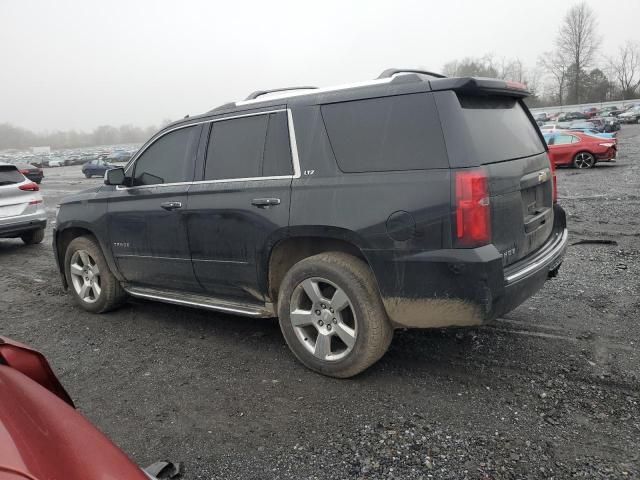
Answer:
[0, 163, 46, 245]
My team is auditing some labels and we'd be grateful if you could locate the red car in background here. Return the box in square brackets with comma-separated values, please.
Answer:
[583, 107, 599, 119]
[543, 131, 617, 169]
[0, 337, 154, 480]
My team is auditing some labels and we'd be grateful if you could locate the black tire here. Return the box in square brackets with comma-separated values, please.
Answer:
[573, 151, 595, 169]
[277, 252, 393, 378]
[21, 228, 45, 245]
[64, 236, 127, 313]
[84, 173, 91, 178]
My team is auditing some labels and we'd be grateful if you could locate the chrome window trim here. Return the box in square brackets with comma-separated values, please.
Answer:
[117, 108, 300, 191]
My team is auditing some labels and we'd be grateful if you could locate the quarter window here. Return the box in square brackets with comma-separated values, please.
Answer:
[321, 93, 449, 172]
[553, 134, 576, 145]
[133, 125, 200, 186]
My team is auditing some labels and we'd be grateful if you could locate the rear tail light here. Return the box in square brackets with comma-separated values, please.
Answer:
[549, 158, 558, 203]
[19, 182, 39, 191]
[0, 338, 74, 407]
[599, 142, 615, 148]
[29, 199, 43, 205]
[454, 170, 491, 247]
[19, 169, 29, 175]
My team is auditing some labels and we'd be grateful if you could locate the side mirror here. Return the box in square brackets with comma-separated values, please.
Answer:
[104, 167, 126, 186]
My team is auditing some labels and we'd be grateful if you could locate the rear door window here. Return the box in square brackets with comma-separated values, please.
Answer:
[0, 166, 24, 186]
[205, 115, 268, 180]
[263, 112, 293, 176]
[204, 111, 293, 180]
[321, 93, 449, 172]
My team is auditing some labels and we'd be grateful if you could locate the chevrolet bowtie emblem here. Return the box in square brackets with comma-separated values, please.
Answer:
[538, 171, 548, 183]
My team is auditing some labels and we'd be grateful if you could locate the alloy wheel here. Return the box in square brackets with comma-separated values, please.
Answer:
[69, 250, 102, 303]
[574, 152, 595, 169]
[289, 277, 357, 361]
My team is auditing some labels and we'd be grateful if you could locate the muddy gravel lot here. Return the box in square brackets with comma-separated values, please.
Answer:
[2, 127, 639, 479]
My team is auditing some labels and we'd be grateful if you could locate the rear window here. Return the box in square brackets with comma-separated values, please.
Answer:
[456, 95, 544, 163]
[321, 93, 449, 173]
[0, 166, 24, 186]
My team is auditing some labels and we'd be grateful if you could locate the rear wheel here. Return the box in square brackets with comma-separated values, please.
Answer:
[64, 236, 126, 313]
[84, 173, 91, 178]
[21, 228, 44, 245]
[573, 152, 595, 169]
[277, 252, 393, 378]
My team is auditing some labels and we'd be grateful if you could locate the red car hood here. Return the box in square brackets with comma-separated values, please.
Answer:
[0, 364, 148, 480]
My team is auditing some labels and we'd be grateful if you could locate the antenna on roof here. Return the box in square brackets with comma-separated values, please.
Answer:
[245, 86, 318, 101]
[377, 68, 446, 79]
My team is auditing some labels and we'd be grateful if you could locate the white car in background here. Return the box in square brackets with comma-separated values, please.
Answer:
[48, 159, 64, 167]
[0, 163, 46, 244]
[619, 106, 640, 124]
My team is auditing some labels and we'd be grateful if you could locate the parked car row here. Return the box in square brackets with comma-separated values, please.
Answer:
[536, 114, 620, 132]
[0, 145, 139, 169]
[535, 103, 640, 126]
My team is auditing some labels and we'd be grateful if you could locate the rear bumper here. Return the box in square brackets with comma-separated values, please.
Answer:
[0, 217, 47, 238]
[368, 204, 568, 328]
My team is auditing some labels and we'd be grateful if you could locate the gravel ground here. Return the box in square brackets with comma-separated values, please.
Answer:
[1, 126, 639, 479]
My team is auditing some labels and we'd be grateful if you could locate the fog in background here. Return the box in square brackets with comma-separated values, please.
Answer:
[1, 0, 639, 132]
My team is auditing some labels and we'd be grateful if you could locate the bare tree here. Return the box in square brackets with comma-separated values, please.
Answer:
[556, 1, 599, 103]
[497, 57, 525, 83]
[610, 41, 640, 99]
[540, 52, 570, 105]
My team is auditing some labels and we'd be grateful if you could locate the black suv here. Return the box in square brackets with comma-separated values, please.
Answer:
[54, 69, 568, 377]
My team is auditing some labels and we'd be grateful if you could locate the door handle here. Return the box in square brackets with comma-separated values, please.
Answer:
[251, 198, 281, 208]
[160, 201, 183, 211]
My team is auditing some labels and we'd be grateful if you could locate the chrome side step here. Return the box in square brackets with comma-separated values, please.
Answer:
[124, 286, 274, 318]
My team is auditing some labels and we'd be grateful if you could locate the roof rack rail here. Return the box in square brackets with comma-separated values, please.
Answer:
[245, 86, 318, 101]
[377, 68, 446, 79]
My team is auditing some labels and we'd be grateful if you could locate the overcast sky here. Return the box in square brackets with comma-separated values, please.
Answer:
[1, 0, 639, 131]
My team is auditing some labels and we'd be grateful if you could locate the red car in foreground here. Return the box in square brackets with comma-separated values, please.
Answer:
[0, 337, 153, 480]
[544, 131, 617, 169]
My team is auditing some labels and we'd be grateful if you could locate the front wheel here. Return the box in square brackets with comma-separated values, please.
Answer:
[84, 173, 91, 178]
[573, 152, 595, 169]
[64, 236, 126, 313]
[278, 252, 393, 378]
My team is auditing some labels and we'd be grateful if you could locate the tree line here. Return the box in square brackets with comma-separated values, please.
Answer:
[442, 2, 640, 108]
[0, 121, 171, 151]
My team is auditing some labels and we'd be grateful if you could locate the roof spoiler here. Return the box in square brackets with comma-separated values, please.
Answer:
[429, 77, 531, 97]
